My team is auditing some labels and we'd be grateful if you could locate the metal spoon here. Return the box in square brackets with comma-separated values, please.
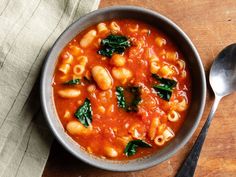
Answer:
[176, 43, 236, 177]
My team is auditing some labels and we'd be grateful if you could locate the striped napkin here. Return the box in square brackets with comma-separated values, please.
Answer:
[0, 0, 100, 176]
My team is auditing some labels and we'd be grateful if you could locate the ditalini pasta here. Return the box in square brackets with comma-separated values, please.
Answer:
[52, 19, 191, 160]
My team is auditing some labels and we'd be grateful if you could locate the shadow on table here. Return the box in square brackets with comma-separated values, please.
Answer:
[42, 139, 179, 177]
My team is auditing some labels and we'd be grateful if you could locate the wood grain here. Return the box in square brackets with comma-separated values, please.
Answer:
[42, 0, 236, 176]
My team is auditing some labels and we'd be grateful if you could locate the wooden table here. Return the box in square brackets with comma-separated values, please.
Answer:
[42, 0, 236, 176]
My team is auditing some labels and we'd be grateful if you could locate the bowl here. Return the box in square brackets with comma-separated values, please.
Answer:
[41, 6, 206, 171]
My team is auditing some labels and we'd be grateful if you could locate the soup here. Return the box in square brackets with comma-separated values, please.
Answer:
[52, 19, 191, 160]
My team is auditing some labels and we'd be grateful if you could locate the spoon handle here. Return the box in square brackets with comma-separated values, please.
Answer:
[175, 96, 221, 177]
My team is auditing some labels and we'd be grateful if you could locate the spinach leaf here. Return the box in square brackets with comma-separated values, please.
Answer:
[115, 86, 142, 112]
[63, 79, 80, 85]
[152, 74, 177, 89]
[97, 34, 131, 57]
[124, 139, 152, 156]
[153, 85, 172, 101]
[74, 98, 92, 128]
[152, 74, 177, 101]
[116, 86, 126, 108]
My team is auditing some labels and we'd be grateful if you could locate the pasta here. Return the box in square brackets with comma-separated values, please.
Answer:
[109, 21, 120, 32]
[167, 110, 180, 122]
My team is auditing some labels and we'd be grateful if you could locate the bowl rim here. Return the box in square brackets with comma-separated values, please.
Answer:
[40, 5, 206, 171]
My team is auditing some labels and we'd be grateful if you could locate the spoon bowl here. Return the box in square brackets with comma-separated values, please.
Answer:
[210, 43, 236, 97]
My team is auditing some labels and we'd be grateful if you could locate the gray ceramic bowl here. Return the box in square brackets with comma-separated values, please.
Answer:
[41, 6, 206, 171]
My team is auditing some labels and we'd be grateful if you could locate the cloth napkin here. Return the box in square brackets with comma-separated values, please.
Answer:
[0, 0, 100, 176]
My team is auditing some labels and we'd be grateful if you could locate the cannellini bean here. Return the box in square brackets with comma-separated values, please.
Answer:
[58, 89, 81, 98]
[110, 54, 126, 67]
[155, 37, 166, 47]
[167, 110, 180, 122]
[97, 23, 108, 33]
[66, 121, 92, 135]
[154, 135, 165, 146]
[149, 117, 160, 140]
[163, 127, 175, 141]
[80, 30, 97, 48]
[91, 66, 113, 90]
[58, 63, 70, 74]
[112, 67, 133, 84]
[104, 146, 118, 158]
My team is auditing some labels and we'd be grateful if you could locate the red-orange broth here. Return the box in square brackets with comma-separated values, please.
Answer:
[52, 19, 191, 160]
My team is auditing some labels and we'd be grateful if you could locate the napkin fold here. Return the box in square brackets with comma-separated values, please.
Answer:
[0, 0, 100, 176]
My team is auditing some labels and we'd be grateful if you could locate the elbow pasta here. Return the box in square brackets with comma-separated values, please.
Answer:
[58, 63, 70, 74]
[53, 19, 191, 159]
[76, 56, 88, 66]
[73, 65, 85, 76]
[154, 135, 165, 146]
[155, 37, 166, 47]
[128, 24, 139, 32]
[97, 22, 108, 33]
[176, 97, 188, 111]
[69, 45, 83, 56]
[163, 127, 175, 141]
[61, 52, 74, 64]
[167, 110, 180, 122]
[166, 51, 178, 61]
[109, 21, 120, 32]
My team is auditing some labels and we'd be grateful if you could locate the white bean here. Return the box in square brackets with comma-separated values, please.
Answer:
[58, 89, 81, 98]
[80, 30, 97, 48]
[91, 66, 113, 90]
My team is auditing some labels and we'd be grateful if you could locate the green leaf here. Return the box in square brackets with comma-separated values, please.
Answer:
[115, 86, 142, 112]
[63, 79, 80, 85]
[74, 98, 92, 128]
[152, 74, 177, 101]
[116, 86, 126, 108]
[124, 140, 152, 156]
[97, 34, 131, 57]
[153, 85, 172, 101]
[152, 74, 177, 89]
